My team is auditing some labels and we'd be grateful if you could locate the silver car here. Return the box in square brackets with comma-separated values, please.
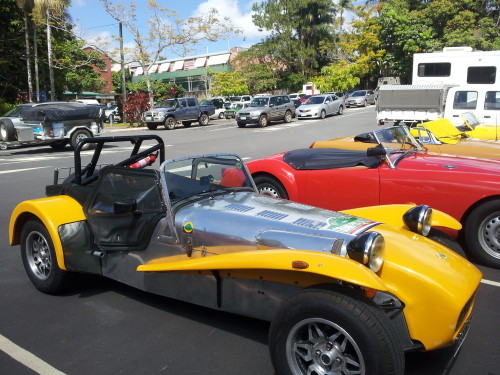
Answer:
[236, 95, 295, 127]
[297, 94, 344, 119]
[345, 90, 376, 107]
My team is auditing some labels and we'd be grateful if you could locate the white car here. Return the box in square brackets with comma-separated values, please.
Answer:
[296, 94, 344, 119]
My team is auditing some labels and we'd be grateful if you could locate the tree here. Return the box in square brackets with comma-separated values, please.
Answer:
[123, 91, 150, 126]
[101, 0, 239, 106]
[210, 72, 249, 97]
[312, 61, 360, 93]
[17, 0, 35, 102]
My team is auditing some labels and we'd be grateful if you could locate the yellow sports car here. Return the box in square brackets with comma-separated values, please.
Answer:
[312, 118, 500, 160]
[10, 135, 481, 375]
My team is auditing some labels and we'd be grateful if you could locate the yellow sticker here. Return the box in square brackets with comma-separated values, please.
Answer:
[183, 222, 194, 233]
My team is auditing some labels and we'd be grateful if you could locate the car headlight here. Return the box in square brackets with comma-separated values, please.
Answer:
[347, 232, 384, 272]
[403, 205, 432, 236]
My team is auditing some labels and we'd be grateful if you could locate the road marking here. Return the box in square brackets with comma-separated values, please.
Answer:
[481, 279, 500, 287]
[0, 334, 66, 375]
[0, 166, 51, 174]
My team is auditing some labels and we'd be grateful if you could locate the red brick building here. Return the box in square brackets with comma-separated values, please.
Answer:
[83, 47, 113, 94]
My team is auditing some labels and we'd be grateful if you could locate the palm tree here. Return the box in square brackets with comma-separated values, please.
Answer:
[34, 0, 66, 101]
[16, 0, 35, 102]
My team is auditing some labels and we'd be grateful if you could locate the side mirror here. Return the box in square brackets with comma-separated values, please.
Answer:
[114, 198, 138, 214]
[367, 143, 387, 157]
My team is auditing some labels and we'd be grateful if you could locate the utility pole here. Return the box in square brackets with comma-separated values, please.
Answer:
[119, 22, 127, 122]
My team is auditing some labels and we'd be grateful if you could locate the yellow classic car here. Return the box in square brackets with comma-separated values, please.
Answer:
[312, 118, 500, 160]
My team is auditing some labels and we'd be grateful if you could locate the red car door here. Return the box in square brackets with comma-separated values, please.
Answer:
[301, 167, 380, 211]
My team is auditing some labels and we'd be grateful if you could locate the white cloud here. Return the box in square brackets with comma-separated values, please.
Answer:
[192, 0, 269, 42]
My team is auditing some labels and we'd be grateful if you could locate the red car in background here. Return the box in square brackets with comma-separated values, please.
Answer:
[247, 126, 500, 269]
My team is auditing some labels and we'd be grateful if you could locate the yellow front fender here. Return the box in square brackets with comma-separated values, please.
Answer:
[340, 204, 461, 231]
[138, 249, 388, 291]
[9, 196, 86, 270]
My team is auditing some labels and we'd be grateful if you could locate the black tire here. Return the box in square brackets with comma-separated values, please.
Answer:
[363, 100, 367, 107]
[254, 175, 288, 199]
[283, 110, 292, 123]
[269, 289, 404, 375]
[147, 122, 158, 130]
[337, 105, 344, 115]
[258, 114, 268, 127]
[70, 129, 92, 150]
[427, 228, 466, 257]
[20, 219, 69, 294]
[237, 121, 246, 128]
[198, 113, 209, 126]
[0, 119, 16, 141]
[320, 109, 326, 119]
[182, 121, 192, 127]
[219, 112, 225, 119]
[463, 200, 500, 268]
[49, 140, 68, 151]
[165, 117, 176, 130]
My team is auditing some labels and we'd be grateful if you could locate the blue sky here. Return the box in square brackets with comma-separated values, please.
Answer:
[69, 0, 268, 59]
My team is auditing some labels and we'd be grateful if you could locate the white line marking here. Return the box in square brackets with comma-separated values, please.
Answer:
[0, 166, 51, 174]
[481, 279, 500, 287]
[0, 334, 66, 375]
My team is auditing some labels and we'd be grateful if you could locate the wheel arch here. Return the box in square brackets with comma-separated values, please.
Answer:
[459, 194, 500, 229]
[66, 125, 93, 138]
[10, 196, 87, 270]
[250, 170, 300, 201]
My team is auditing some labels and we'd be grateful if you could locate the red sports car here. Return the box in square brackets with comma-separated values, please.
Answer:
[247, 126, 500, 269]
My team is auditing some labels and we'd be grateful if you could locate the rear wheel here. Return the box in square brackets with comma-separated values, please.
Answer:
[284, 110, 292, 123]
[70, 129, 92, 150]
[254, 175, 288, 199]
[0, 119, 16, 141]
[20, 220, 69, 294]
[258, 115, 268, 127]
[165, 117, 176, 130]
[198, 113, 209, 126]
[218, 112, 225, 119]
[147, 122, 158, 130]
[269, 289, 404, 375]
[464, 199, 500, 268]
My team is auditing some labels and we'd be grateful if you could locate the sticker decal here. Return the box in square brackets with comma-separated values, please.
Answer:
[183, 222, 194, 233]
[235, 161, 243, 170]
[326, 216, 379, 235]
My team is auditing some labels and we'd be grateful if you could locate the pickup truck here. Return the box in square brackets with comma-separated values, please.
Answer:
[376, 84, 500, 126]
[0, 101, 104, 150]
[143, 97, 216, 130]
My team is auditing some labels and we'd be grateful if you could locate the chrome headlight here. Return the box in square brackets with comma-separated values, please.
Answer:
[403, 205, 432, 236]
[347, 232, 385, 272]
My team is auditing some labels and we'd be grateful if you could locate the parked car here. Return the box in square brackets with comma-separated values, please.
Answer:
[247, 125, 500, 268]
[104, 104, 121, 123]
[9, 134, 481, 375]
[224, 102, 249, 119]
[223, 95, 252, 110]
[0, 101, 104, 150]
[201, 98, 226, 119]
[299, 94, 312, 103]
[236, 95, 296, 127]
[143, 97, 215, 130]
[288, 93, 306, 101]
[346, 90, 375, 107]
[296, 94, 344, 119]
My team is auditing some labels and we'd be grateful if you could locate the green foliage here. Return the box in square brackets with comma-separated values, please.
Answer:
[0, 98, 16, 115]
[231, 47, 279, 94]
[112, 70, 132, 94]
[210, 72, 249, 97]
[312, 61, 360, 93]
[128, 79, 184, 100]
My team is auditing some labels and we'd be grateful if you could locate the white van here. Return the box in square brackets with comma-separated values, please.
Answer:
[444, 86, 500, 126]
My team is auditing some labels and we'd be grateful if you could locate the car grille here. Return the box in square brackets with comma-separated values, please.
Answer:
[238, 112, 250, 116]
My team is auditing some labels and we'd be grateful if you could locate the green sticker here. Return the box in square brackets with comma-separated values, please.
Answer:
[327, 217, 357, 230]
[235, 161, 242, 170]
[183, 222, 194, 233]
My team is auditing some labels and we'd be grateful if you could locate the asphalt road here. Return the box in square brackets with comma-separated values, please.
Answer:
[0, 106, 499, 375]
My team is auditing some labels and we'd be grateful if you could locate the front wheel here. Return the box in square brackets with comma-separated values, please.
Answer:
[0, 119, 16, 141]
[269, 289, 404, 375]
[218, 112, 225, 119]
[198, 113, 209, 126]
[258, 115, 268, 127]
[147, 122, 158, 130]
[320, 109, 326, 119]
[70, 129, 91, 150]
[237, 121, 246, 128]
[464, 200, 500, 268]
[20, 220, 69, 294]
[337, 105, 344, 115]
[284, 110, 292, 123]
[165, 117, 176, 130]
[254, 175, 288, 199]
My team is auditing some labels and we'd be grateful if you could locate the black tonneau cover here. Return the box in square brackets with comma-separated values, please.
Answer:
[20, 102, 103, 122]
[283, 148, 381, 170]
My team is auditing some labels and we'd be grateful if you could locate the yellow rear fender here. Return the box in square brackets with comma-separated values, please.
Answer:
[340, 204, 461, 231]
[138, 249, 388, 291]
[9, 196, 86, 270]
